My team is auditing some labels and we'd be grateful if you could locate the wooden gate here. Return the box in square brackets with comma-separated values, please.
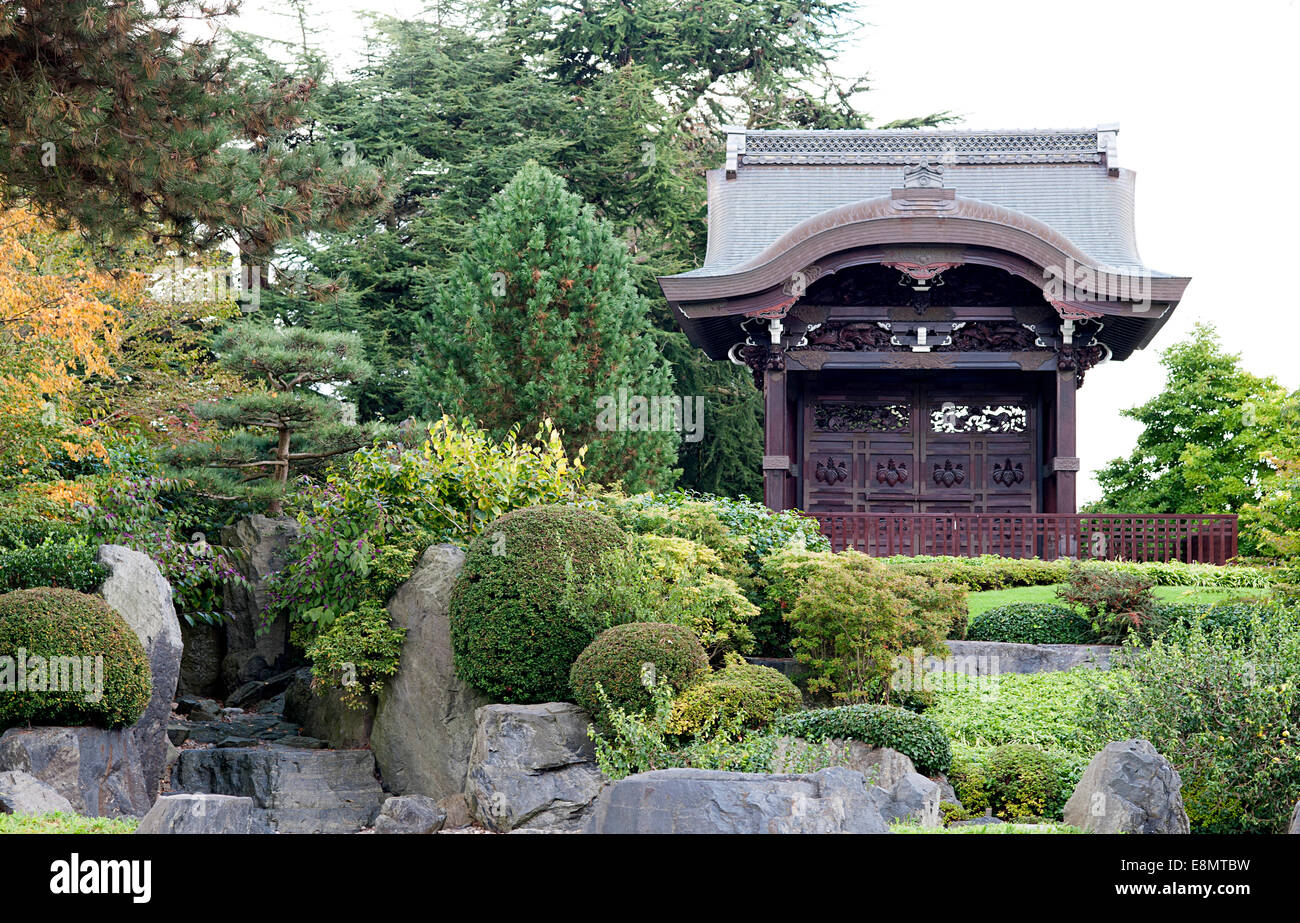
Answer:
[803, 379, 1039, 516]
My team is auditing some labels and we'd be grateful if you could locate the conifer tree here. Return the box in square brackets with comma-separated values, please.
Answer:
[411, 162, 679, 490]
[171, 326, 388, 514]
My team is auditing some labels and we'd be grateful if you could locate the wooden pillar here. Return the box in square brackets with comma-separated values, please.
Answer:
[762, 361, 791, 511]
[1052, 368, 1079, 514]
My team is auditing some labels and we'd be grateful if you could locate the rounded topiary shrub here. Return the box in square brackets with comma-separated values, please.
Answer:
[449, 504, 628, 703]
[950, 744, 1086, 822]
[966, 602, 1098, 645]
[774, 703, 953, 775]
[668, 657, 802, 735]
[570, 622, 709, 722]
[0, 587, 152, 729]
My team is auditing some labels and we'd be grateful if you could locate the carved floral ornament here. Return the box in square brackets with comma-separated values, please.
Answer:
[992, 458, 1026, 486]
[876, 459, 908, 486]
[933, 459, 966, 487]
[815, 457, 849, 484]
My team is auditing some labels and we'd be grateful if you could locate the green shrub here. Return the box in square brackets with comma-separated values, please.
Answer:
[1142, 600, 1272, 643]
[0, 812, 139, 834]
[774, 703, 953, 774]
[966, 602, 1099, 645]
[949, 744, 1087, 822]
[926, 668, 1113, 755]
[0, 587, 151, 729]
[569, 622, 710, 723]
[450, 504, 627, 703]
[267, 415, 587, 634]
[300, 598, 406, 709]
[1056, 563, 1156, 643]
[1083, 607, 1300, 833]
[562, 534, 759, 658]
[881, 555, 1071, 590]
[0, 539, 109, 593]
[668, 656, 802, 735]
[763, 549, 965, 703]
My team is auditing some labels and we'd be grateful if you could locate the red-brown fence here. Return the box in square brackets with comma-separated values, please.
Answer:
[813, 513, 1239, 565]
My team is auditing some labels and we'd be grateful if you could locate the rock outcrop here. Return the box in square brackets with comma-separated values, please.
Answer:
[1063, 739, 1190, 834]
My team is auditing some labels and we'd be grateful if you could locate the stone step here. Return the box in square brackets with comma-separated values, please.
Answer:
[174, 747, 385, 833]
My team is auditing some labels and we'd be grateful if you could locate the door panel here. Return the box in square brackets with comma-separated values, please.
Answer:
[803, 380, 1038, 514]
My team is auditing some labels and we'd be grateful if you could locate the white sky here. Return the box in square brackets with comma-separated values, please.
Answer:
[231, 0, 1300, 501]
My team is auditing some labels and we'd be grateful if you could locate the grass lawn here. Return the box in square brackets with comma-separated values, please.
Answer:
[967, 584, 1261, 619]
[0, 812, 138, 834]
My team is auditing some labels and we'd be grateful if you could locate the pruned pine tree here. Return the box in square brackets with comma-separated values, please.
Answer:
[172, 326, 388, 514]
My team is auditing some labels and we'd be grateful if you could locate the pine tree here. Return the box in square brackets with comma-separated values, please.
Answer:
[411, 162, 678, 490]
[171, 326, 388, 515]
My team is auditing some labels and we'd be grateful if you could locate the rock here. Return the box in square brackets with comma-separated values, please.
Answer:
[869, 771, 941, 828]
[284, 667, 374, 750]
[166, 723, 189, 746]
[951, 815, 1004, 827]
[769, 737, 916, 789]
[935, 773, 959, 805]
[97, 544, 183, 804]
[176, 696, 222, 722]
[269, 737, 328, 750]
[373, 795, 446, 834]
[177, 620, 224, 698]
[586, 767, 890, 834]
[0, 727, 150, 817]
[174, 747, 385, 834]
[0, 770, 75, 816]
[938, 640, 1115, 676]
[135, 794, 272, 834]
[371, 545, 489, 798]
[1063, 739, 1190, 834]
[220, 515, 300, 690]
[1290, 801, 1300, 834]
[438, 793, 473, 829]
[467, 702, 605, 833]
[225, 668, 298, 710]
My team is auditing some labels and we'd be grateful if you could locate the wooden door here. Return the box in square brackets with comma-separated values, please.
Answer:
[802, 380, 1037, 515]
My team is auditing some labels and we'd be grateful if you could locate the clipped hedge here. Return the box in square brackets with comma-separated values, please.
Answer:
[774, 703, 953, 775]
[1142, 600, 1273, 643]
[0, 587, 152, 729]
[449, 504, 627, 703]
[0, 540, 109, 593]
[570, 622, 710, 723]
[668, 657, 802, 735]
[966, 602, 1099, 645]
[949, 744, 1088, 822]
[878, 555, 1273, 591]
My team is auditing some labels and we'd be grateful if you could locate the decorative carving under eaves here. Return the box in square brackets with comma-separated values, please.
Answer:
[947, 322, 1040, 351]
[736, 344, 785, 389]
[1056, 342, 1107, 387]
[801, 322, 898, 351]
[814, 402, 910, 433]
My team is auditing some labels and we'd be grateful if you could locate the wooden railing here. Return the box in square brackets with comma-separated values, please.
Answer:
[813, 513, 1239, 565]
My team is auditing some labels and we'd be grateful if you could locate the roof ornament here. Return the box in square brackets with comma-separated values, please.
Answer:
[902, 160, 944, 189]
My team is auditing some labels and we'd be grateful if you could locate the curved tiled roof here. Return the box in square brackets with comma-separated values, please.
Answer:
[672, 126, 1176, 282]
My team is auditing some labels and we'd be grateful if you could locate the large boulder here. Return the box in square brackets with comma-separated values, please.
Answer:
[0, 770, 74, 816]
[284, 667, 374, 750]
[867, 771, 942, 828]
[1063, 739, 1190, 834]
[0, 727, 150, 817]
[177, 621, 224, 698]
[586, 767, 890, 834]
[174, 747, 385, 834]
[134, 794, 272, 834]
[770, 737, 917, 790]
[97, 544, 183, 802]
[372, 795, 446, 834]
[466, 702, 605, 832]
[174, 747, 384, 833]
[220, 515, 300, 687]
[371, 545, 489, 798]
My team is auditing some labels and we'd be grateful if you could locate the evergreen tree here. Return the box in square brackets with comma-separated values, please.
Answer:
[411, 162, 678, 490]
[1093, 324, 1300, 516]
[171, 326, 388, 515]
[0, 0, 404, 249]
